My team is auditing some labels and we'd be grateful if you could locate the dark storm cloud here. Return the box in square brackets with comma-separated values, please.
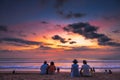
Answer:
[99, 42, 120, 47]
[52, 35, 76, 44]
[57, 10, 86, 19]
[0, 25, 8, 32]
[0, 37, 41, 45]
[63, 22, 120, 47]
[52, 35, 67, 43]
[63, 22, 99, 39]
[98, 35, 111, 43]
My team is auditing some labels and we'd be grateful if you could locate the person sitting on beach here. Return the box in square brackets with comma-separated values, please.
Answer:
[80, 60, 92, 77]
[90, 67, 95, 74]
[105, 69, 108, 74]
[108, 70, 112, 74]
[57, 67, 60, 73]
[92, 67, 95, 73]
[71, 59, 80, 77]
[12, 70, 15, 74]
[40, 61, 48, 75]
[48, 61, 56, 74]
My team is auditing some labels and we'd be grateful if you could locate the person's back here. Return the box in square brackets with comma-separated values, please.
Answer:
[48, 61, 56, 74]
[40, 61, 48, 75]
[81, 60, 91, 77]
[81, 64, 91, 76]
[71, 59, 80, 77]
[109, 70, 112, 74]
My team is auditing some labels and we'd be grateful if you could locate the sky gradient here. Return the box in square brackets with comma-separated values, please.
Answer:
[0, 0, 120, 60]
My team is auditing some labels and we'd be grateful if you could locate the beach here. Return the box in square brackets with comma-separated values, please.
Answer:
[0, 71, 120, 80]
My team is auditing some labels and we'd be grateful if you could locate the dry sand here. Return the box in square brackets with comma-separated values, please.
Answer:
[0, 71, 120, 80]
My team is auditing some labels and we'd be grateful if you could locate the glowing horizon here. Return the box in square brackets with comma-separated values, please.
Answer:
[0, 0, 120, 60]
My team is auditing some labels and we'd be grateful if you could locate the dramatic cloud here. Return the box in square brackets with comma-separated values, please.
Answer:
[98, 35, 111, 43]
[52, 35, 67, 43]
[0, 37, 41, 45]
[63, 22, 120, 47]
[0, 25, 8, 32]
[63, 22, 99, 39]
[99, 42, 120, 47]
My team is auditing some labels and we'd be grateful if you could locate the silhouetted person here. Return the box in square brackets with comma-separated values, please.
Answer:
[90, 67, 95, 76]
[91, 67, 95, 73]
[109, 70, 112, 74]
[90, 68, 92, 72]
[80, 60, 91, 77]
[92, 67, 95, 73]
[105, 69, 108, 74]
[48, 61, 56, 74]
[71, 59, 80, 77]
[40, 61, 48, 75]
[57, 67, 60, 73]
[12, 70, 15, 74]
[46, 63, 49, 74]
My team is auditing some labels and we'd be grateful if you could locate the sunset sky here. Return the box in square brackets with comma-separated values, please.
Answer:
[0, 0, 120, 60]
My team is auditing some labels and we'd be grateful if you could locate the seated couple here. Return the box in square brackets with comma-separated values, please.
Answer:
[71, 59, 92, 77]
[40, 61, 56, 75]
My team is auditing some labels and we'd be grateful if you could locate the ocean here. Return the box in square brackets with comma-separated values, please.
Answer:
[0, 59, 120, 72]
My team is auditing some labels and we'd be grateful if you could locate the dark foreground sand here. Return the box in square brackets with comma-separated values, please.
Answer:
[0, 71, 120, 80]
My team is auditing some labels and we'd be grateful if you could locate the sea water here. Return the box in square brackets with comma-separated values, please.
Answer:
[0, 59, 120, 72]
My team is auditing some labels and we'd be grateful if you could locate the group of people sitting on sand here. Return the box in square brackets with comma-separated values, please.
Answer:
[40, 61, 56, 75]
[40, 59, 95, 77]
[71, 59, 94, 77]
